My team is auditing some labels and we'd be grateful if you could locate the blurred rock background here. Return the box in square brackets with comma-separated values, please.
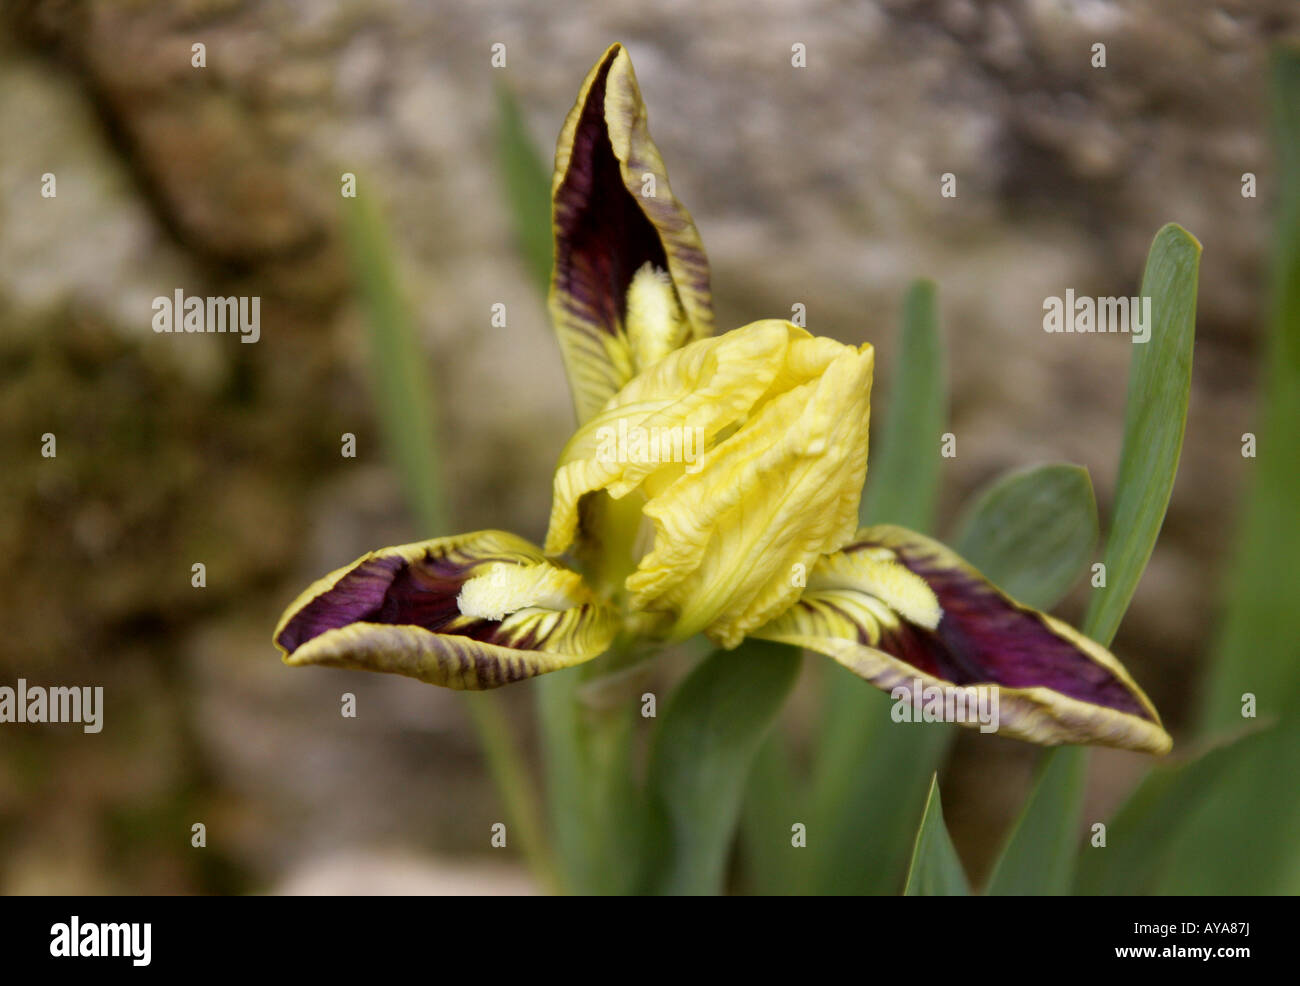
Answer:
[0, 0, 1293, 893]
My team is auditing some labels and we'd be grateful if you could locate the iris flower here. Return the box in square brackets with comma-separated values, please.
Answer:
[274, 44, 1171, 756]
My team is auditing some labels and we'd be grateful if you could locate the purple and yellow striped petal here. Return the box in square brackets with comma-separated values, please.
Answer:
[551, 42, 714, 423]
[753, 525, 1172, 754]
[273, 531, 617, 690]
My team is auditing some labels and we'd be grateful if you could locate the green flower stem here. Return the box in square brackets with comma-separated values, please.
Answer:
[582, 702, 646, 894]
[538, 660, 645, 895]
[644, 640, 803, 895]
[535, 672, 585, 893]
[461, 692, 559, 893]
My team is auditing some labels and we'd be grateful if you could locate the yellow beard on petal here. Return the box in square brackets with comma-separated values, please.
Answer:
[809, 549, 942, 630]
[457, 561, 590, 622]
[625, 263, 689, 372]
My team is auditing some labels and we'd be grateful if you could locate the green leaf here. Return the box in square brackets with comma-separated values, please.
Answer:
[1082, 223, 1201, 645]
[983, 747, 1088, 895]
[644, 640, 801, 895]
[809, 682, 953, 894]
[801, 279, 951, 895]
[952, 463, 1099, 611]
[980, 225, 1200, 898]
[495, 83, 553, 296]
[1158, 722, 1300, 894]
[341, 192, 447, 536]
[737, 734, 804, 895]
[903, 775, 971, 896]
[1160, 49, 1300, 894]
[859, 279, 945, 529]
[1075, 726, 1275, 896]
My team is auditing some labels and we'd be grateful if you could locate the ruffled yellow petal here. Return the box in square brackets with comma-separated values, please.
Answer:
[546, 319, 874, 648]
[634, 340, 873, 645]
[547, 319, 794, 556]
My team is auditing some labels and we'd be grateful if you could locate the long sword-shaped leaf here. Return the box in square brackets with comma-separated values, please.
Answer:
[644, 641, 801, 895]
[987, 224, 1200, 896]
[344, 194, 447, 536]
[533, 670, 593, 894]
[491, 93, 600, 894]
[903, 775, 971, 896]
[1082, 224, 1202, 643]
[495, 83, 553, 296]
[859, 279, 945, 529]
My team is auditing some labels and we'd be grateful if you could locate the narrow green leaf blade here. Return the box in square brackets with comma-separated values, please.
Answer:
[953, 463, 1099, 611]
[1082, 223, 1201, 644]
[492, 85, 592, 894]
[903, 775, 971, 896]
[859, 279, 944, 529]
[984, 747, 1088, 895]
[646, 641, 801, 895]
[342, 193, 447, 535]
[495, 83, 553, 296]
[493, 85, 607, 894]
[979, 226, 1199, 899]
